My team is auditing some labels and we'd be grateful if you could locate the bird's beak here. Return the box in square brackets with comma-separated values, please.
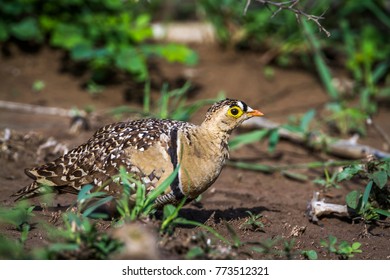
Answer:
[247, 108, 264, 117]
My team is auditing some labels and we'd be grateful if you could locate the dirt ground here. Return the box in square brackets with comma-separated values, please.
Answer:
[0, 44, 389, 259]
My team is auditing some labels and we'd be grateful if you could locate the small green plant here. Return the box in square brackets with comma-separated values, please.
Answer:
[75, 185, 114, 219]
[313, 168, 342, 189]
[283, 109, 317, 135]
[341, 21, 390, 114]
[110, 83, 223, 122]
[159, 202, 229, 245]
[160, 199, 187, 234]
[32, 80, 45, 93]
[240, 211, 264, 231]
[338, 159, 390, 223]
[301, 249, 318, 260]
[86, 81, 105, 98]
[41, 212, 122, 259]
[325, 103, 368, 135]
[252, 237, 314, 259]
[114, 165, 179, 222]
[0, 1, 197, 82]
[0, 202, 35, 244]
[320, 235, 362, 259]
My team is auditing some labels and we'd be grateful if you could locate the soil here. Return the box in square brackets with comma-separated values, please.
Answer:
[0, 44, 389, 260]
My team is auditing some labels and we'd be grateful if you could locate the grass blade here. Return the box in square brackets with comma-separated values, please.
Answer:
[77, 185, 93, 202]
[302, 20, 339, 100]
[82, 196, 113, 218]
[227, 161, 275, 174]
[362, 180, 373, 209]
[229, 129, 269, 150]
[281, 170, 308, 182]
[143, 79, 151, 114]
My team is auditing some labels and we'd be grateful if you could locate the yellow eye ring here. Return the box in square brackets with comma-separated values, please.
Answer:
[227, 106, 244, 118]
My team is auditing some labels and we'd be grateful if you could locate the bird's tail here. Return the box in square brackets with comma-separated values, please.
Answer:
[11, 182, 52, 201]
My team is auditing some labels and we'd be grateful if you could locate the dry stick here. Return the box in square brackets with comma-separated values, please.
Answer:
[242, 117, 390, 159]
[0, 100, 77, 117]
[244, 0, 330, 37]
[0, 100, 93, 135]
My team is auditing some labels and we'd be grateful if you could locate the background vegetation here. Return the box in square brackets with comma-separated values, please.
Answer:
[0, 0, 389, 259]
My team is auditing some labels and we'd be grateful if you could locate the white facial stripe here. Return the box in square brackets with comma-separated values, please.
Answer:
[247, 106, 254, 112]
[237, 101, 244, 110]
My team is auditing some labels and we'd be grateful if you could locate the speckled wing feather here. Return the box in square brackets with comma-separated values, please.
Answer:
[13, 118, 193, 201]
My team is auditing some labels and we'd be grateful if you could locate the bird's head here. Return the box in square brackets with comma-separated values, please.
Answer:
[202, 98, 263, 133]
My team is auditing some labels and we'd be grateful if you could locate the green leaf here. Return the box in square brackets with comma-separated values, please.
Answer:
[362, 181, 373, 208]
[268, 128, 279, 153]
[302, 250, 318, 260]
[147, 44, 198, 66]
[319, 240, 328, 247]
[281, 170, 308, 182]
[39, 15, 57, 32]
[32, 80, 45, 92]
[302, 20, 339, 100]
[49, 243, 79, 252]
[163, 204, 176, 220]
[225, 222, 241, 248]
[229, 129, 269, 150]
[77, 185, 94, 202]
[351, 242, 362, 251]
[10, 17, 42, 42]
[135, 14, 151, 28]
[372, 170, 387, 189]
[82, 196, 113, 218]
[71, 44, 94, 60]
[51, 24, 86, 50]
[0, 21, 9, 41]
[336, 165, 363, 182]
[161, 198, 187, 232]
[346, 190, 361, 209]
[300, 109, 316, 132]
[115, 47, 147, 80]
[373, 208, 390, 217]
[186, 246, 204, 259]
[227, 161, 275, 174]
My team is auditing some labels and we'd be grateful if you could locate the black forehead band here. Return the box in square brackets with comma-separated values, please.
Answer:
[230, 101, 248, 112]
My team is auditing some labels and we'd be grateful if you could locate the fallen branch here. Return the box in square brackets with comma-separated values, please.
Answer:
[306, 192, 350, 222]
[242, 117, 390, 159]
[0, 100, 75, 117]
[0, 100, 91, 135]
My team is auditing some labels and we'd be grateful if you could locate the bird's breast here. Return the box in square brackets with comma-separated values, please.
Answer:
[177, 132, 228, 199]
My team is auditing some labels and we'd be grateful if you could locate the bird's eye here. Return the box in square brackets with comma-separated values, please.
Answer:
[231, 108, 239, 115]
[228, 106, 243, 118]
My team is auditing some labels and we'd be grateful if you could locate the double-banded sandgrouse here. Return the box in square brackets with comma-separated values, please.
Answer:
[12, 99, 263, 207]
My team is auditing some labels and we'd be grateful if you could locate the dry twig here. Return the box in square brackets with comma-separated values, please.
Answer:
[242, 117, 390, 159]
[244, 0, 330, 37]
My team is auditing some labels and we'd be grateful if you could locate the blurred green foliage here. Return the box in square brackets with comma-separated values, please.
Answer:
[199, 0, 390, 134]
[199, 0, 390, 71]
[0, 0, 197, 82]
[340, 159, 390, 222]
[198, 0, 310, 57]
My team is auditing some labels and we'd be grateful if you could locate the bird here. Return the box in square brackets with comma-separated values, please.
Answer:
[12, 98, 263, 208]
